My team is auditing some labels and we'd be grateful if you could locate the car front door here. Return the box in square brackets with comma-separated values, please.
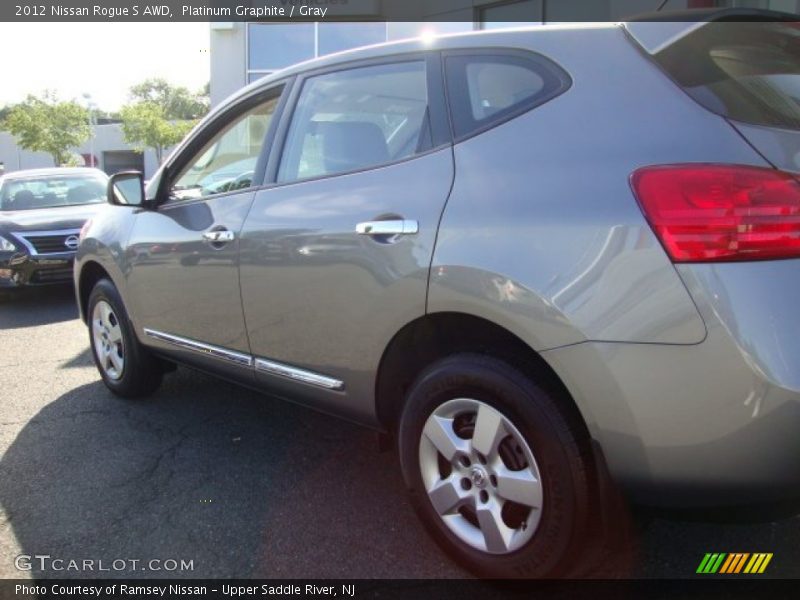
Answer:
[239, 55, 454, 422]
[125, 83, 287, 376]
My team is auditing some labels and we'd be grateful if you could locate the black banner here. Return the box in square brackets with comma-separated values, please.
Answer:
[3, 579, 800, 600]
[1, 0, 798, 23]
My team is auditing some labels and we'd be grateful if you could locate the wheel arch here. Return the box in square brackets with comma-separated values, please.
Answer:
[374, 311, 595, 440]
[77, 260, 113, 323]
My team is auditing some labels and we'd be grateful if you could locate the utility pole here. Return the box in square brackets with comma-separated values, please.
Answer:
[82, 93, 97, 167]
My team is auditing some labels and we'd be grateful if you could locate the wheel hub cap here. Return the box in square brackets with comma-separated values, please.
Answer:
[470, 466, 488, 489]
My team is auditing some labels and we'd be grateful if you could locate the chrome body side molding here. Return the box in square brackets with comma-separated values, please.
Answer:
[254, 358, 345, 391]
[143, 328, 253, 368]
[142, 328, 344, 391]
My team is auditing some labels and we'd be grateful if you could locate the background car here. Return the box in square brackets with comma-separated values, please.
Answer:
[76, 17, 800, 578]
[0, 168, 108, 290]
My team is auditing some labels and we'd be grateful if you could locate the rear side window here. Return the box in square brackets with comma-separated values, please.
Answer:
[653, 22, 800, 130]
[444, 52, 570, 140]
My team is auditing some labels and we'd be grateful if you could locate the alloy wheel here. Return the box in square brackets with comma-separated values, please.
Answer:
[92, 299, 125, 380]
[418, 398, 544, 554]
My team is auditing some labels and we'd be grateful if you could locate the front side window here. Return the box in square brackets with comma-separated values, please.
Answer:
[278, 61, 432, 183]
[445, 53, 570, 140]
[170, 93, 281, 201]
[0, 173, 107, 211]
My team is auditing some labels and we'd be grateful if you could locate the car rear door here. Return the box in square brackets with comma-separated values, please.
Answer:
[125, 82, 289, 378]
[239, 54, 453, 423]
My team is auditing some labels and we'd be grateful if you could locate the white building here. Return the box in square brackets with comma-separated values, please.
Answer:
[0, 123, 160, 178]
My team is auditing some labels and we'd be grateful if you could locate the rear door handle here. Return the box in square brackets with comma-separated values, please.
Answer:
[202, 230, 235, 244]
[355, 220, 419, 236]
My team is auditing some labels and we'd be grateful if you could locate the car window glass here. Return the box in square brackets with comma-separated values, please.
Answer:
[278, 61, 431, 183]
[170, 95, 280, 201]
[466, 62, 544, 120]
[0, 174, 107, 211]
[652, 22, 800, 130]
[445, 53, 569, 140]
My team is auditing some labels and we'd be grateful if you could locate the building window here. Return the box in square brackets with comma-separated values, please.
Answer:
[480, 0, 543, 28]
[247, 22, 389, 83]
[318, 22, 387, 55]
[387, 22, 473, 40]
[248, 22, 316, 73]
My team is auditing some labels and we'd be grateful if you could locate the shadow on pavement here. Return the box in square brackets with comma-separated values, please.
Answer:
[0, 369, 462, 579]
[59, 347, 94, 370]
[0, 285, 78, 329]
[3, 353, 797, 578]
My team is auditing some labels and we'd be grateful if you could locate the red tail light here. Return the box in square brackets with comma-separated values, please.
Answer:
[631, 164, 800, 262]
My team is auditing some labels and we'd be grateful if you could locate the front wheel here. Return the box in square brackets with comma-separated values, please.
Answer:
[88, 278, 163, 398]
[398, 354, 595, 578]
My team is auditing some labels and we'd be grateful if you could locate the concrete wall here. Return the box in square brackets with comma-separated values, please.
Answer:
[0, 123, 160, 178]
[0, 133, 51, 172]
[209, 21, 248, 108]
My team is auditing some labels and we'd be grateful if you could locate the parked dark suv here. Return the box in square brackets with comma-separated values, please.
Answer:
[75, 21, 800, 577]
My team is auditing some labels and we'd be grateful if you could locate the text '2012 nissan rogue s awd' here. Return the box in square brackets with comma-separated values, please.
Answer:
[75, 20, 800, 577]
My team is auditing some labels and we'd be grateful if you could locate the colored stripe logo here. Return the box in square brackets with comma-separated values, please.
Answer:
[697, 553, 773, 574]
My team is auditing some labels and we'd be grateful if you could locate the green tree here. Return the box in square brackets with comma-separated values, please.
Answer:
[120, 79, 208, 164]
[129, 78, 209, 120]
[119, 102, 196, 164]
[2, 92, 90, 166]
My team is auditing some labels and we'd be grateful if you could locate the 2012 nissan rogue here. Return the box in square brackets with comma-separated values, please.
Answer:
[75, 19, 800, 577]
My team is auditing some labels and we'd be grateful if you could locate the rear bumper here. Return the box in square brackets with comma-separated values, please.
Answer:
[0, 253, 75, 287]
[542, 259, 800, 507]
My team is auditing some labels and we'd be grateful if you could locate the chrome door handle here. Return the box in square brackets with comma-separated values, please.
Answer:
[355, 220, 419, 236]
[202, 230, 235, 243]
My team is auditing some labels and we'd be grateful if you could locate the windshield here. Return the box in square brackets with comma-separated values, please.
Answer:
[0, 174, 107, 211]
[652, 22, 800, 131]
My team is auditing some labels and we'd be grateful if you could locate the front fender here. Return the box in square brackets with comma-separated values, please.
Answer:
[74, 206, 138, 322]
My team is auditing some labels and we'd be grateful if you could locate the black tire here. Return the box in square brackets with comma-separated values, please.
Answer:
[87, 278, 163, 398]
[398, 353, 595, 578]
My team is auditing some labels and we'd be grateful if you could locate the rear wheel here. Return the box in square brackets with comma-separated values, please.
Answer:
[88, 278, 163, 398]
[398, 353, 595, 578]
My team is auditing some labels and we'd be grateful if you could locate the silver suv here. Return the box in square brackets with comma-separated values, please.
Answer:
[76, 21, 800, 577]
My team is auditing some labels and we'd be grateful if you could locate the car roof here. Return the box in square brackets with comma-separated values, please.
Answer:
[215, 23, 619, 113]
[0, 167, 108, 183]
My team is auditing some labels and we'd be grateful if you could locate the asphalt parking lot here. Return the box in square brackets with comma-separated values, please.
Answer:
[1, 285, 799, 580]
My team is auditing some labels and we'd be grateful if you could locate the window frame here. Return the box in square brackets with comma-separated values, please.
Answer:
[442, 48, 572, 143]
[263, 51, 451, 188]
[156, 78, 294, 208]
